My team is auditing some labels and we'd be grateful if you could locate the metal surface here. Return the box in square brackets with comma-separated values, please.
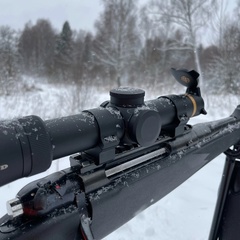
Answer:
[105, 148, 167, 177]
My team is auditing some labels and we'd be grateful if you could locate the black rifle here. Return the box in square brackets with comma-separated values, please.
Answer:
[0, 69, 239, 240]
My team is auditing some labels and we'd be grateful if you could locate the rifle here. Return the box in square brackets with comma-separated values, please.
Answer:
[0, 68, 239, 240]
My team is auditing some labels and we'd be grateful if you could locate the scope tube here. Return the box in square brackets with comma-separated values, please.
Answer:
[0, 108, 125, 187]
[45, 112, 99, 159]
[45, 108, 125, 160]
[0, 88, 205, 187]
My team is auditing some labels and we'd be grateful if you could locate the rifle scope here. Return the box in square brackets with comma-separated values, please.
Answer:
[0, 69, 206, 186]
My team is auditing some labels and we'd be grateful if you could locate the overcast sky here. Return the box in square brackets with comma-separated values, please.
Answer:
[0, 0, 104, 32]
[0, 0, 237, 36]
[0, 0, 150, 33]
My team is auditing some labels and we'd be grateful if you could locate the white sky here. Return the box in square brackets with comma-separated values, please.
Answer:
[0, 0, 104, 32]
[0, 0, 149, 33]
[0, 0, 237, 37]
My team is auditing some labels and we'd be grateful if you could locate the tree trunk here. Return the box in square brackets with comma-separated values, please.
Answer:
[117, 74, 121, 87]
[193, 46, 203, 88]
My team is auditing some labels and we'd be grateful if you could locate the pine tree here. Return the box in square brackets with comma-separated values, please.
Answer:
[18, 19, 55, 76]
[54, 21, 74, 81]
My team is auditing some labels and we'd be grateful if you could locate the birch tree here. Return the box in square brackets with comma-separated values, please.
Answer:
[139, 3, 191, 86]
[204, 0, 230, 93]
[146, 0, 217, 86]
[93, 0, 140, 87]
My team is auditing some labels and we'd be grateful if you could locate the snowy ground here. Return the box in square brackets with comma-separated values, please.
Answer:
[0, 77, 239, 239]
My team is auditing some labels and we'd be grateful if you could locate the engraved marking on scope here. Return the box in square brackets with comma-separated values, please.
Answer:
[0, 164, 8, 171]
[181, 75, 190, 83]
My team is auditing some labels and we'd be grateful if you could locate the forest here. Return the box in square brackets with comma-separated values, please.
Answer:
[0, 0, 239, 96]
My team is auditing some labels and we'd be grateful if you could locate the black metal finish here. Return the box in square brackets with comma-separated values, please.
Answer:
[0, 206, 82, 240]
[170, 68, 199, 90]
[0, 115, 52, 186]
[209, 140, 240, 240]
[208, 156, 236, 240]
[110, 87, 145, 107]
[218, 161, 240, 239]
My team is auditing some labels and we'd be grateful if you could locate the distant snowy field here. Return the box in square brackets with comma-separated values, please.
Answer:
[0, 76, 239, 240]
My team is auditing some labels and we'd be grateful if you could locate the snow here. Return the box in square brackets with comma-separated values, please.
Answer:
[0, 77, 238, 239]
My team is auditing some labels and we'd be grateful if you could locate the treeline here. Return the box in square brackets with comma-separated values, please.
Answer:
[0, 0, 240, 95]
